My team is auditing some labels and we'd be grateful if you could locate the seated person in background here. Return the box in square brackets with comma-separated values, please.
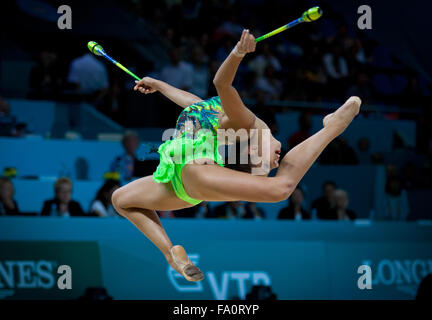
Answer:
[90, 180, 121, 217]
[210, 201, 246, 219]
[160, 48, 193, 91]
[278, 186, 310, 220]
[322, 189, 356, 221]
[244, 202, 265, 220]
[319, 137, 358, 165]
[312, 181, 336, 218]
[67, 52, 109, 103]
[356, 137, 372, 164]
[28, 51, 62, 99]
[110, 131, 153, 180]
[0, 178, 20, 216]
[0, 97, 27, 137]
[375, 176, 410, 221]
[41, 177, 85, 217]
[197, 202, 212, 218]
[175, 201, 215, 218]
[288, 113, 312, 149]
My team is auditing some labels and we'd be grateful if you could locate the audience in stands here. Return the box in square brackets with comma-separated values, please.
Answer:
[312, 181, 336, 219]
[189, 46, 210, 98]
[0, 178, 20, 216]
[28, 51, 62, 100]
[174, 201, 212, 218]
[159, 47, 193, 91]
[110, 131, 155, 180]
[0, 97, 27, 137]
[356, 137, 372, 165]
[210, 201, 243, 219]
[322, 43, 349, 97]
[319, 137, 358, 165]
[346, 72, 373, 105]
[173, 206, 198, 218]
[255, 65, 283, 100]
[288, 112, 312, 150]
[90, 180, 121, 217]
[324, 189, 357, 221]
[278, 186, 310, 220]
[206, 201, 265, 219]
[244, 202, 266, 220]
[41, 177, 85, 217]
[374, 176, 410, 221]
[248, 43, 282, 78]
[67, 52, 109, 103]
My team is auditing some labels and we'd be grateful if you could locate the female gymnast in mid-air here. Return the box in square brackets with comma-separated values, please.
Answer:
[111, 30, 361, 282]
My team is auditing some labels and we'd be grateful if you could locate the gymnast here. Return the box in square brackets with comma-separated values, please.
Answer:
[111, 29, 361, 282]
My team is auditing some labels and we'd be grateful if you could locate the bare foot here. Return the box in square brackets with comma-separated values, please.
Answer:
[170, 245, 204, 282]
[323, 96, 361, 135]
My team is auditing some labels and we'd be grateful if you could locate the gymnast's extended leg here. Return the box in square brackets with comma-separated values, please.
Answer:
[181, 97, 361, 202]
[111, 176, 204, 281]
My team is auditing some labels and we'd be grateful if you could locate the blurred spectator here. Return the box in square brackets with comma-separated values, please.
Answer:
[400, 75, 422, 108]
[312, 181, 336, 219]
[278, 187, 310, 220]
[346, 72, 373, 104]
[29, 51, 62, 99]
[253, 91, 278, 135]
[319, 137, 358, 165]
[215, 12, 243, 38]
[174, 206, 197, 218]
[210, 201, 247, 219]
[338, 139, 358, 164]
[190, 46, 209, 98]
[90, 180, 121, 217]
[323, 42, 349, 97]
[374, 176, 410, 221]
[0, 97, 27, 137]
[239, 70, 258, 99]
[296, 45, 327, 101]
[110, 131, 153, 180]
[67, 53, 109, 102]
[159, 47, 193, 91]
[41, 177, 85, 217]
[0, 178, 20, 216]
[356, 137, 372, 165]
[323, 189, 356, 221]
[255, 65, 283, 100]
[323, 43, 349, 80]
[248, 43, 282, 77]
[288, 112, 312, 149]
[215, 37, 236, 63]
[244, 202, 265, 220]
[196, 201, 212, 218]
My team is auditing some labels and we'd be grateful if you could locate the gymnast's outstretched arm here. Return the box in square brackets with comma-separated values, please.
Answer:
[134, 76, 202, 108]
[213, 29, 257, 131]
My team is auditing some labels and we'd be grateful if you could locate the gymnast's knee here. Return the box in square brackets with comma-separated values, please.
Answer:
[111, 187, 128, 215]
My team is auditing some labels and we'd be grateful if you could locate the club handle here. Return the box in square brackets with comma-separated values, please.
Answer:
[255, 18, 303, 43]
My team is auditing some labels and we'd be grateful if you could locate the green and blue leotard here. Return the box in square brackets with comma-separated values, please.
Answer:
[152, 96, 225, 205]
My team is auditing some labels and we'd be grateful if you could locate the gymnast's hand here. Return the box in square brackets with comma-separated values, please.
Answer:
[134, 77, 158, 94]
[233, 29, 256, 57]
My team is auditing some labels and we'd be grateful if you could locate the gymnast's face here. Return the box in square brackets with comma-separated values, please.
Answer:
[250, 130, 281, 175]
[268, 133, 282, 170]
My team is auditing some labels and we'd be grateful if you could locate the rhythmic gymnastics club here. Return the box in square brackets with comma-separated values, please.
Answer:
[87, 41, 141, 81]
[255, 6, 323, 43]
